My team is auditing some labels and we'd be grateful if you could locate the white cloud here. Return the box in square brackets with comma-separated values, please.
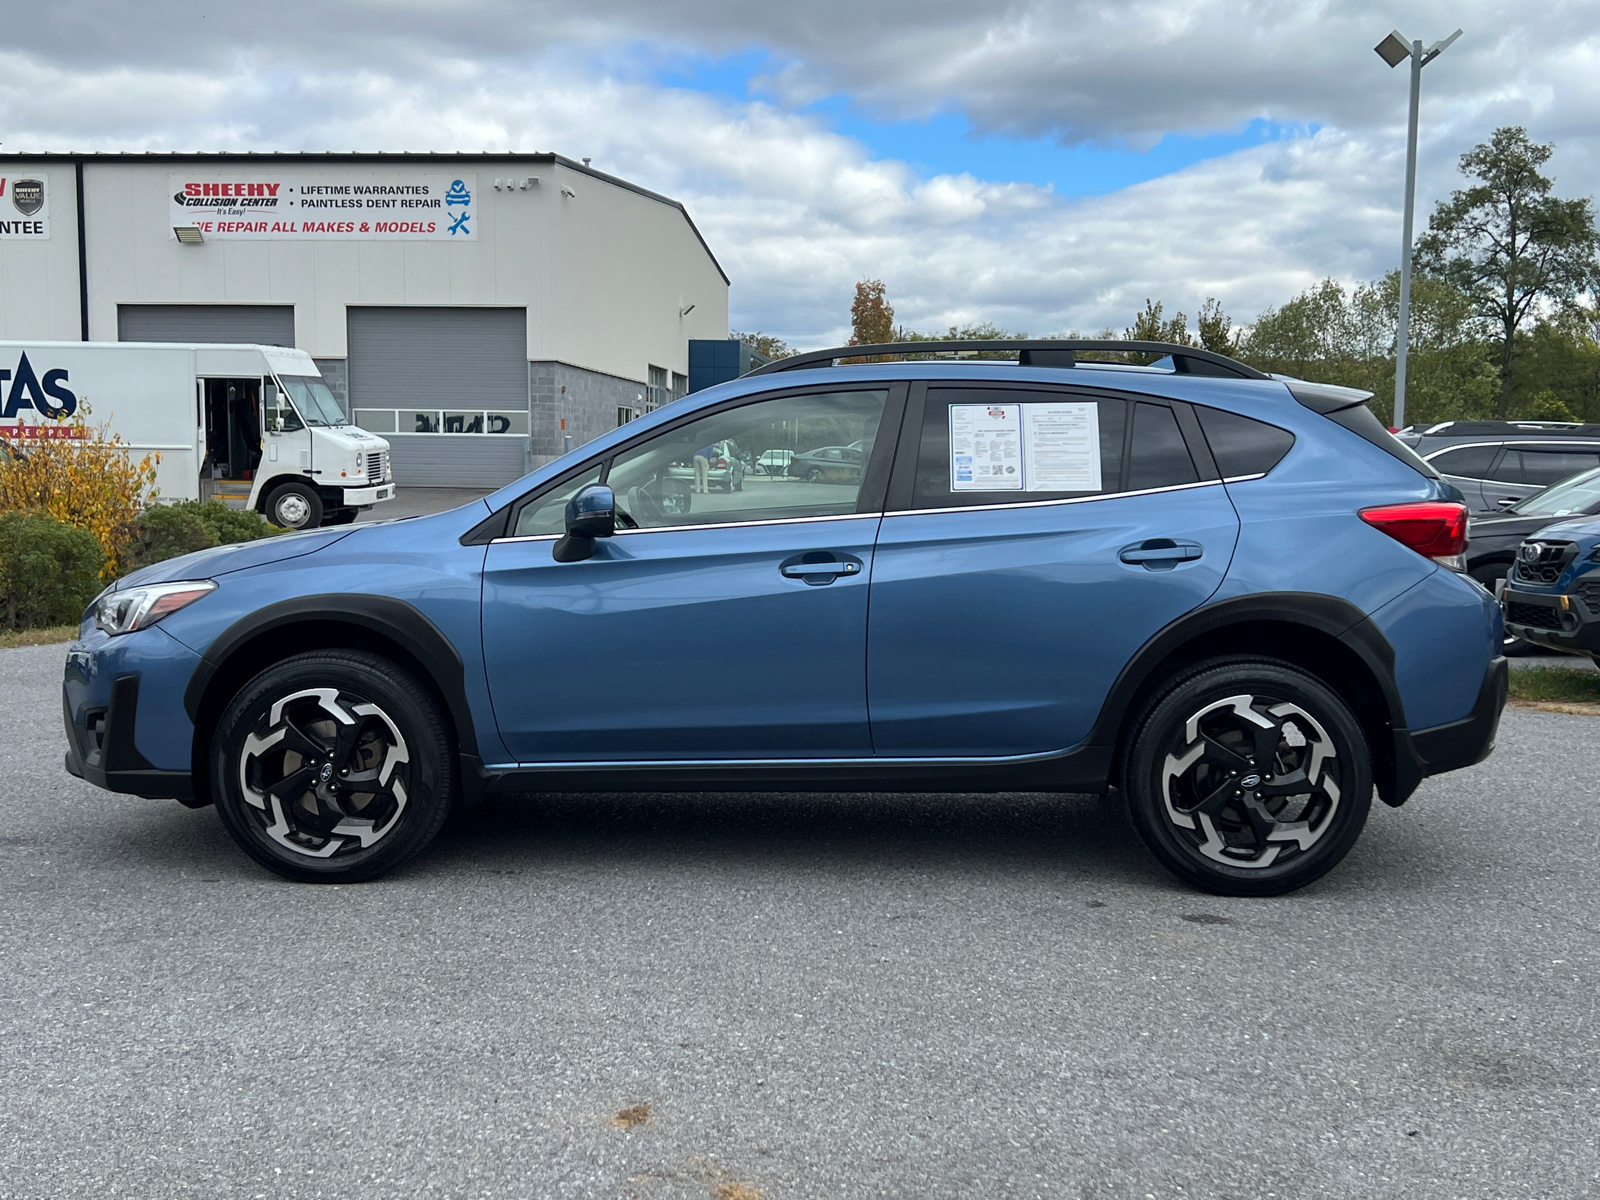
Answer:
[0, 2, 1596, 346]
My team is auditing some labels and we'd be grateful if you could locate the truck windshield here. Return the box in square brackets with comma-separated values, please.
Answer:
[278, 375, 349, 427]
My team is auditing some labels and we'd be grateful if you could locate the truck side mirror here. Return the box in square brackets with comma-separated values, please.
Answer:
[553, 484, 616, 562]
[275, 416, 285, 432]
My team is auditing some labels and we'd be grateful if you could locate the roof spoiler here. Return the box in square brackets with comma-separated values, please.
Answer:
[1271, 375, 1375, 414]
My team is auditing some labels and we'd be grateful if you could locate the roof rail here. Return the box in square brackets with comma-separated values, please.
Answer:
[747, 339, 1270, 381]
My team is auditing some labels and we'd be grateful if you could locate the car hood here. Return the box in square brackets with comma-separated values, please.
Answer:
[112, 525, 362, 589]
[1469, 514, 1564, 540]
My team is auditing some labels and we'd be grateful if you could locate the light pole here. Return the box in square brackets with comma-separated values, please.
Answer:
[1375, 27, 1461, 432]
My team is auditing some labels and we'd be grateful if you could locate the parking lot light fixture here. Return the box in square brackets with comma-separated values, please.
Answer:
[1376, 26, 1462, 432]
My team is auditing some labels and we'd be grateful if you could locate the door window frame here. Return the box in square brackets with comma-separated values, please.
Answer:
[464, 381, 908, 544]
[882, 380, 1220, 515]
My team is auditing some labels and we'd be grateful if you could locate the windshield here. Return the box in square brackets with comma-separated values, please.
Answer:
[1511, 465, 1600, 516]
[277, 374, 349, 427]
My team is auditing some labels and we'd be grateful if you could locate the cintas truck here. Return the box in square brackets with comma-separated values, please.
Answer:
[0, 340, 394, 528]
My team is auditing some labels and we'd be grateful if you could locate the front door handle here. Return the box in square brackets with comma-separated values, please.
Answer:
[1119, 539, 1204, 571]
[779, 553, 863, 585]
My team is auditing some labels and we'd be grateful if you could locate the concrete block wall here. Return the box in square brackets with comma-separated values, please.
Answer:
[530, 361, 647, 467]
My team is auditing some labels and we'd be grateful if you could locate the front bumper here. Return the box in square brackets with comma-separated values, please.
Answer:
[1502, 586, 1600, 656]
[342, 483, 395, 506]
[63, 672, 197, 803]
[1384, 655, 1508, 806]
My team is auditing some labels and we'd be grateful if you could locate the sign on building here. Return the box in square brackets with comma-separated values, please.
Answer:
[168, 174, 477, 240]
[0, 176, 50, 239]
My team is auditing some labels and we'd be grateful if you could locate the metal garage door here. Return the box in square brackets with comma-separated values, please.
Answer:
[347, 307, 529, 487]
[117, 304, 295, 346]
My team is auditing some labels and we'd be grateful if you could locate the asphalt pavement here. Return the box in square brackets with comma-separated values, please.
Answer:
[3, 642, 1597, 1200]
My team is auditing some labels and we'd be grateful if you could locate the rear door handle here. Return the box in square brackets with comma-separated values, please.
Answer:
[1119, 539, 1204, 570]
[779, 554, 863, 585]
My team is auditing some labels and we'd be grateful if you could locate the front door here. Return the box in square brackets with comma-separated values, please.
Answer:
[261, 377, 312, 479]
[481, 385, 896, 762]
[867, 386, 1240, 756]
[202, 378, 262, 478]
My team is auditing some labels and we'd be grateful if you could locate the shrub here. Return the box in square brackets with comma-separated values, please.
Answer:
[0, 412, 160, 580]
[128, 500, 284, 568]
[0, 512, 105, 631]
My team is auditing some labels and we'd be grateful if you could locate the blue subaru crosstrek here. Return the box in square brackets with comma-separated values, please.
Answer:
[64, 340, 1508, 896]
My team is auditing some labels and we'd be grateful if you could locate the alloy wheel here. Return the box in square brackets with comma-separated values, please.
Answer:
[1159, 692, 1341, 871]
[236, 687, 412, 859]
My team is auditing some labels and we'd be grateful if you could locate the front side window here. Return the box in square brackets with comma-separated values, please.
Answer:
[512, 465, 603, 537]
[605, 389, 888, 529]
[277, 375, 348, 427]
[262, 382, 304, 433]
[912, 388, 1127, 509]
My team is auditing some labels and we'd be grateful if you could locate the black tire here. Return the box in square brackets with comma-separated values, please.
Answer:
[324, 507, 359, 526]
[210, 651, 455, 883]
[1121, 656, 1372, 897]
[264, 482, 324, 530]
[1469, 561, 1532, 655]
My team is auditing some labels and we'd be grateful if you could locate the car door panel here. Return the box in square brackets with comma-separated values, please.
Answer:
[867, 488, 1238, 756]
[482, 517, 879, 761]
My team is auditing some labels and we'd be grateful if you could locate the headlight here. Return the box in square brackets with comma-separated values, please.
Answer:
[94, 580, 217, 636]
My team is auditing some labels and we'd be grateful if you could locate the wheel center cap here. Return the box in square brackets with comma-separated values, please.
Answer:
[319, 762, 334, 783]
[1239, 773, 1262, 788]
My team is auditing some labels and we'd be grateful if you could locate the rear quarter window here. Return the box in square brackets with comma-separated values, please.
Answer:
[1194, 406, 1295, 477]
[1428, 444, 1500, 480]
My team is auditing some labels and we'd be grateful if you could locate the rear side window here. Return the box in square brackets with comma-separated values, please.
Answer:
[1194, 407, 1295, 477]
[1430, 444, 1500, 479]
[1127, 402, 1199, 491]
[1519, 449, 1600, 486]
[912, 388, 1127, 508]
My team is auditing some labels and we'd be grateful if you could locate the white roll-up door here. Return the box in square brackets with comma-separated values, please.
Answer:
[347, 307, 529, 487]
[118, 304, 295, 346]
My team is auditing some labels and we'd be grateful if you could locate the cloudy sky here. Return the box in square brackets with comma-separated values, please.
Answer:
[2, 1, 1595, 346]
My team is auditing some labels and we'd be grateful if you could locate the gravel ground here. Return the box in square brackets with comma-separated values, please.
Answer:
[3, 642, 1597, 1200]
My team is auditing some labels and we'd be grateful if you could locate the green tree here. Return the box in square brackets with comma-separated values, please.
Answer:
[732, 331, 795, 360]
[848, 279, 895, 348]
[1196, 298, 1238, 354]
[1417, 126, 1600, 417]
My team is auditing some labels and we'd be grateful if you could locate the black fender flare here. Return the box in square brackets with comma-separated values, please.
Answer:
[184, 594, 484, 779]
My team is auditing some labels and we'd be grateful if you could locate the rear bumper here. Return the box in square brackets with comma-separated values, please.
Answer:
[1502, 586, 1600, 656]
[1384, 655, 1508, 806]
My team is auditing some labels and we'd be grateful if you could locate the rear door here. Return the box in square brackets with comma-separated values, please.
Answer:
[1421, 443, 1499, 512]
[866, 384, 1239, 757]
[1483, 444, 1600, 511]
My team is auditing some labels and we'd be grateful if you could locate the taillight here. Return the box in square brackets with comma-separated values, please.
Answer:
[715, 458, 728, 469]
[1358, 500, 1468, 565]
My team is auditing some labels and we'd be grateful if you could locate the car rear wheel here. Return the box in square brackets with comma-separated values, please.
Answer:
[210, 651, 455, 883]
[1122, 656, 1372, 897]
[264, 482, 324, 530]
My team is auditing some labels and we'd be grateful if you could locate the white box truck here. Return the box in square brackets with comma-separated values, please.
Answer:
[0, 340, 394, 528]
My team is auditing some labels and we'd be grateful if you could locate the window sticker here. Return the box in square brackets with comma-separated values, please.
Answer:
[1022, 402, 1101, 491]
[949, 401, 1101, 492]
[950, 404, 1023, 490]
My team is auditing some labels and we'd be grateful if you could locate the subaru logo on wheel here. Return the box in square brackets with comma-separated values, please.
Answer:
[319, 762, 333, 783]
[1240, 773, 1262, 788]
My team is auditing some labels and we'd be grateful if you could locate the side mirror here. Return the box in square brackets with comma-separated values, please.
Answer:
[553, 484, 615, 562]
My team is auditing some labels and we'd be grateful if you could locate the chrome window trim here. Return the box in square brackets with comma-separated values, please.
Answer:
[490, 509, 879, 545]
[882, 478, 1224, 520]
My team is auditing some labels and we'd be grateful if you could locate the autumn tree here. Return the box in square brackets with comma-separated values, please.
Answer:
[1417, 126, 1600, 416]
[848, 279, 895, 348]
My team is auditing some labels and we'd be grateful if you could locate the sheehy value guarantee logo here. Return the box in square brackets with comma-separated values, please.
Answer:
[168, 174, 476, 240]
[0, 176, 50, 238]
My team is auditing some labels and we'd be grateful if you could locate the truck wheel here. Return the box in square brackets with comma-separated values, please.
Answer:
[209, 651, 455, 883]
[265, 482, 324, 530]
[1121, 656, 1372, 897]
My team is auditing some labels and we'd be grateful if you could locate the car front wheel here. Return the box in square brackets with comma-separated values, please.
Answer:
[1122, 656, 1372, 897]
[210, 651, 455, 883]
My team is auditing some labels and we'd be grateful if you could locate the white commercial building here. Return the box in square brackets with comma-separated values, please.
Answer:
[0, 153, 729, 486]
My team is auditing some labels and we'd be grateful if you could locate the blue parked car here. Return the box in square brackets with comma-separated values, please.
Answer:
[1500, 515, 1600, 659]
[64, 339, 1507, 895]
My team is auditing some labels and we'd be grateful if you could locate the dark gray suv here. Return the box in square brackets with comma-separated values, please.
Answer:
[1398, 421, 1600, 514]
